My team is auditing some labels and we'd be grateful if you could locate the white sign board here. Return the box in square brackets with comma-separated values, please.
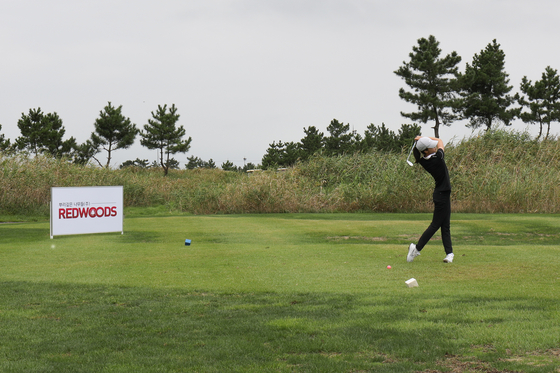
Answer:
[50, 186, 123, 238]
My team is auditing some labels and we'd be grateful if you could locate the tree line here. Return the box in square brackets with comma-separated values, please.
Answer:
[0, 102, 195, 175]
[259, 36, 560, 169]
[1, 35, 558, 173]
[394, 35, 560, 139]
[261, 120, 421, 169]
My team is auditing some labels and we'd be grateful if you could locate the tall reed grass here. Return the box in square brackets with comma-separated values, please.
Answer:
[1, 128, 559, 216]
[447, 129, 560, 213]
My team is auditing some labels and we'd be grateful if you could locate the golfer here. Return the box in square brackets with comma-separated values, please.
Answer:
[407, 136, 454, 263]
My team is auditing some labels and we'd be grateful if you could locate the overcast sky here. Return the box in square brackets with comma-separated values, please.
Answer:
[1, 0, 559, 168]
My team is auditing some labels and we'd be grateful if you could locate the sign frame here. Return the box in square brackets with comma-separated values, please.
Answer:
[50, 186, 124, 238]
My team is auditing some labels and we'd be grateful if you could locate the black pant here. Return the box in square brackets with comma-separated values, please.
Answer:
[417, 190, 452, 255]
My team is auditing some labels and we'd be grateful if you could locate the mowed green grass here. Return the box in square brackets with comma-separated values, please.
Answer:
[1, 213, 560, 372]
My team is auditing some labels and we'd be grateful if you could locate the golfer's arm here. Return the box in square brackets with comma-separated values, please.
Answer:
[414, 136, 445, 151]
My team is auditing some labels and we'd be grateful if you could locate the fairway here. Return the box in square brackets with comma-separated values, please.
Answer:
[1, 213, 560, 372]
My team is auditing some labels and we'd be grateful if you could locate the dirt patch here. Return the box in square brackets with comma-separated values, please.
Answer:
[327, 236, 387, 242]
[501, 348, 560, 367]
[418, 349, 560, 373]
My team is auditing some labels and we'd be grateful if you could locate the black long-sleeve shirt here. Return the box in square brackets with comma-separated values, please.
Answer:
[419, 148, 451, 192]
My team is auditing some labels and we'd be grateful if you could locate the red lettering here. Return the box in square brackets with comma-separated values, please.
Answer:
[58, 206, 118, 219]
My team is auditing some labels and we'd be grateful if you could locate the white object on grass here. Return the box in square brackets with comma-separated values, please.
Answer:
[405, 278, 418, 288]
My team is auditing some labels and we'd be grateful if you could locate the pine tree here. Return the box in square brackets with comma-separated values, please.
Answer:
[261, 141, 299, 169]
[299, 126, 324, 161]
[15, 108, 75, 157]
[324, 119, 356, 156]
[363, 123, 397, 152]
[456, 39, 515, 131]
[395, 35, 461, 137]
[140, 104, 192, 175]
[516, 66, 560, 139]
[90, 102, 138, 168]
[221, 160, 239, 172]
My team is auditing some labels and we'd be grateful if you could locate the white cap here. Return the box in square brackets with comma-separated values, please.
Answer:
[416, 137, 438, 152]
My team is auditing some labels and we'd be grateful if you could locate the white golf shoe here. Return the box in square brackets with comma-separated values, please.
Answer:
[443, 253, 454, 263]
[407, 243, 420, 262]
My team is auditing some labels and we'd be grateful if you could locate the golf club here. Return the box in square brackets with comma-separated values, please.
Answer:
[406, 140, 416, 166]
